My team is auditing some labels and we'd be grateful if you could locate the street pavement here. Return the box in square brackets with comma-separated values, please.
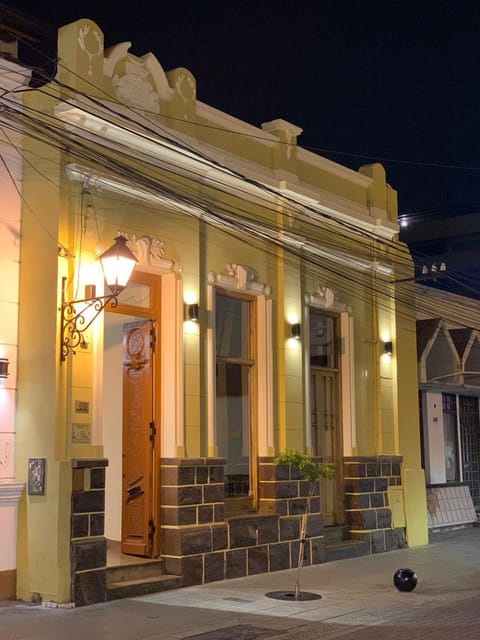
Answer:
[1, 527, 480, 639]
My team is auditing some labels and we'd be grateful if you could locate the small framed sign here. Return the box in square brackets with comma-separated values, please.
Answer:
[28, 458, 46, 496]
[75, 400, 90, 414]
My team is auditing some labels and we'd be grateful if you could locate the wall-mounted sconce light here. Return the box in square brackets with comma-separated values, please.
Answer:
[291, 323, 301, 340]
[185, 303, 199, 322]
[60, 236, 138, 361]
[383, 340, 393, 356]
[0, 358, 10, 378]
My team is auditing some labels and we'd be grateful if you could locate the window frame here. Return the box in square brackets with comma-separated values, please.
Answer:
[215, 288, 258, 512]
[308, 309, 341, 458]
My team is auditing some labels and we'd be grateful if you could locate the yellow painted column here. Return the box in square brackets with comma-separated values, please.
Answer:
[16, 87, 73, 602]
[396, 289, 429, 547]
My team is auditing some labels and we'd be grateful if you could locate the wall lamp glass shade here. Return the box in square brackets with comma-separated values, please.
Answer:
[60, 236, 137, 361]
[291, 323, 301, 340]
[185, 303, 199, 322]
[99, 235, 138, 295]
[384, 341, 393, 356]
[0, 358, 9, 378]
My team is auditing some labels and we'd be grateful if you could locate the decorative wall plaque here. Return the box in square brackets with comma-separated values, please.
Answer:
[72, 423, 92, 444]
[28, 458, 46, 496]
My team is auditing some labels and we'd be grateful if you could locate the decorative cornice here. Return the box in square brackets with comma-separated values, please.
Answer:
[65, 162, 204, 216]
[67, 163, 392, 278]
[196, 100, 275, 145]
[57, 103, 398, 240]
[297, 146, 372, 187]
[0, 481, 25, 507]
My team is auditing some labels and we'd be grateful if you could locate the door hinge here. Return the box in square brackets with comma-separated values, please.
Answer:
[149, 421, 157, 443]
[148, 518, 156, 538]
[150, 326, 157, 352]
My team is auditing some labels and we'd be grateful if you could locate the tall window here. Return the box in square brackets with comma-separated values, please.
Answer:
[309, 313, 339, 455]
[215, 292, 255, 506]
[309, 310, 341, 525]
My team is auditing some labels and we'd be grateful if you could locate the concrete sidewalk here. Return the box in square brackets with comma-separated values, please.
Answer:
[2, 527, 480, 639]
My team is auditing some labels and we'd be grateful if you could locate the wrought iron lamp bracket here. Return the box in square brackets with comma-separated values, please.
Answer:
[60, 276, 118, 361]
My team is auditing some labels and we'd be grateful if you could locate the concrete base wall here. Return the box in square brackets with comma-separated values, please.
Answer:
[69, 454, 409, 604]
[160, 457, 326, 586]
[344, 455, 406, 552]
[70, 459, 108, 607]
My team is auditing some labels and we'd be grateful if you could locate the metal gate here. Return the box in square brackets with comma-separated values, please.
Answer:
[460, 395, 480, 508]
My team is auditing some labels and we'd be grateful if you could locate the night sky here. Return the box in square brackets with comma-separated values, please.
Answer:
[11, 1, 480, 216]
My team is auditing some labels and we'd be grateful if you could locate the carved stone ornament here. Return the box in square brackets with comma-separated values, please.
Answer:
[112, 57, 160, 112]
[175, 71, 196, 103]
[309, 285, 349, 312]
[124, 234, 173, 273]
[208, 263, 271, 295]
[317, 286, 335, 308]
[78, 24, 103, 77]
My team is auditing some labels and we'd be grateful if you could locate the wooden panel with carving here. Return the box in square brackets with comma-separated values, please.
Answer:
[121, 320, 155, 556]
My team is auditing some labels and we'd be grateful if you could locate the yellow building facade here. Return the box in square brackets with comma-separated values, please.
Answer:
[6, 18, 428, 605]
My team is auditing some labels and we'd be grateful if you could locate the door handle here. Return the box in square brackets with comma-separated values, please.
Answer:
[127, 486, 142, 498]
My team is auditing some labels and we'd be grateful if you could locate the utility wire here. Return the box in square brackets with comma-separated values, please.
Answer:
[9, 31, 480, 174]
[1, 45, 479, 328]
[0, 98, 462, 328]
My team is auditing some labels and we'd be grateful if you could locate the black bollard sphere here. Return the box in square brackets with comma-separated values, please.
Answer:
[393, 568, 418, 592]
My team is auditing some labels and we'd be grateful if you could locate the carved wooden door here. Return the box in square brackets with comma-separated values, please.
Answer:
[121, 320, 156, 556]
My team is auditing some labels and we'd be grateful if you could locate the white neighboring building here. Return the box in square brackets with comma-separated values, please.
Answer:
[0, 55, 32, 600]
[415, 285, 480, 529]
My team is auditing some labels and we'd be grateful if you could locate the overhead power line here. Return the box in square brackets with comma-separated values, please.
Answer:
[12, 27, 480, 175]
[1, 36, 480, 330]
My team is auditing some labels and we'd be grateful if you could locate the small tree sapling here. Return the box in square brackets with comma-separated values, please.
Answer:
[274, 448, 335, 600]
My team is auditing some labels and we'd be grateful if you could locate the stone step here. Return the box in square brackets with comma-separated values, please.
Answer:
[107, 574, 182, 601]
[325, 539, 369, 563]
[106, 559, 166, 584]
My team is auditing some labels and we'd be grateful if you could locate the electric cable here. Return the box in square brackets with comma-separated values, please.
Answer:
[1, 45, 478, 328]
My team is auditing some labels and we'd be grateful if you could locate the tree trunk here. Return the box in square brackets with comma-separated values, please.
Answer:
[294, 481, 315, 600]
